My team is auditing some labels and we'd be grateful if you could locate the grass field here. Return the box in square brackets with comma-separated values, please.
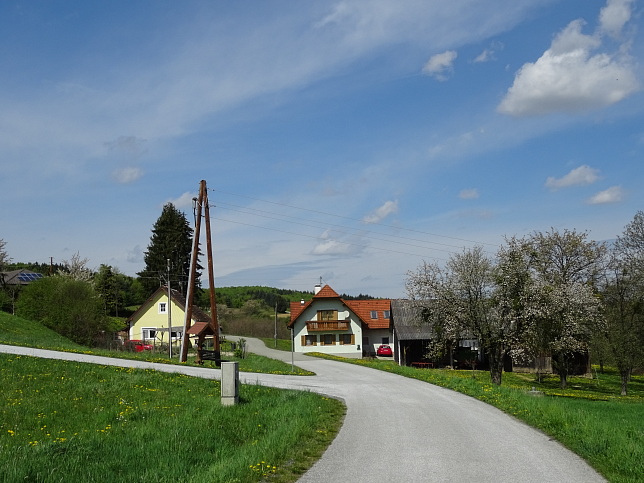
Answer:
[313, 353, 644, 483]
[3, 312, 642, 482]
[0, 312, 312, 375]
[0, 352, 343, 482]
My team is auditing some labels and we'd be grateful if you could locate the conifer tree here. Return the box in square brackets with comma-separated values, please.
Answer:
[138, 203, 198, 296]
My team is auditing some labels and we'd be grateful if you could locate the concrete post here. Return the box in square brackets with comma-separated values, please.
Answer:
[221, 361, 239, 406]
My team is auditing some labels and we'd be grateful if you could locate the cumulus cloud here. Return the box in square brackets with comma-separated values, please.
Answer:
[545, 165, 600, 190]
[362, 200, 399, 223]
[586, 185, 625, 204]
[498, 0, 639, 116]
[459, 188, 479, 199]
[599, 0, 634, 38]
[112, 167, 143, 184]
[311, 230, 364, 256]
[422, 50, 457, 81]
[167, 191, 197, 210]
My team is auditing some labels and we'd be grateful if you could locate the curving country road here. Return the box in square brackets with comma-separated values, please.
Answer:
[0, 340, 605, 482]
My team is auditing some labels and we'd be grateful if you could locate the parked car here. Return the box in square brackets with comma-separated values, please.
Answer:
[376, 344, 393, 356]
[125, 340, 153, 352]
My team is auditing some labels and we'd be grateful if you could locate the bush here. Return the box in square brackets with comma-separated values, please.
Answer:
[16, 276, 113, 346]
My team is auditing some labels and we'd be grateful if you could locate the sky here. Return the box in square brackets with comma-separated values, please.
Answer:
[1, 0, 643, 298]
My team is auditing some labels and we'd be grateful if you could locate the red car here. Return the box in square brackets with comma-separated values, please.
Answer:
[376, 344, 393, 356]
[125, 340, 153, 352]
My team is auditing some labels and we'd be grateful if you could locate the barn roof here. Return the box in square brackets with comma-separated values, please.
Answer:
[390, 299, 435, 340]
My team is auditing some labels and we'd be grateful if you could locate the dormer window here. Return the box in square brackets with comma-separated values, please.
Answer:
[370, 310, 378, 319]
[383, 310, 390, 319]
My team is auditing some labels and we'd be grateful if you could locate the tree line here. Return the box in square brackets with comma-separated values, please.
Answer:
[406, 212, 644, 395]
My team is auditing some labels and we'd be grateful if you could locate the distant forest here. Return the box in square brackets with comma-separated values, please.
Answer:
[208, 286, 377, 313]
[3, 262, 377, 314]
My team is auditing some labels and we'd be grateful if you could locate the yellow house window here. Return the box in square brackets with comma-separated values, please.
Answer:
[142, 328, 156, 341]
[158, 302, 167, 314]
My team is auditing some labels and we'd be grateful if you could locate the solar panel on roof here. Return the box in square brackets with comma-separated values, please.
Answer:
[17, 273, 44, 282]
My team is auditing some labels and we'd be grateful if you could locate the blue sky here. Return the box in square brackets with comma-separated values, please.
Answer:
[1, 0, 642, 298]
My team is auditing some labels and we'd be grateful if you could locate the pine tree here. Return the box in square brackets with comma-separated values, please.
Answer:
[138, 203, 198, 296]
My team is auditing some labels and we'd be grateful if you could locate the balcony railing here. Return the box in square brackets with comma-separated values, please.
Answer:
[306, 320, 349, 331]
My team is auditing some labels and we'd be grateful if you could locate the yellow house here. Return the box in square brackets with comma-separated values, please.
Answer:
[127, 286, 212, 346]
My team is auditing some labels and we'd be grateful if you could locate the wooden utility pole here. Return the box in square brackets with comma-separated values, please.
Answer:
[180, 180, 220, 362]
[202, 185, 220, 352]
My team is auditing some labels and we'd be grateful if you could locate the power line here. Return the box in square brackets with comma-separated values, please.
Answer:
[213, 200, 489, 255]
[209, 188, 500, 249]
[213, 202, 476, 257]
[213, 215, 450, 261]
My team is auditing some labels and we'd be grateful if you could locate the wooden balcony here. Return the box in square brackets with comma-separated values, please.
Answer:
[306, 320, 349, 331]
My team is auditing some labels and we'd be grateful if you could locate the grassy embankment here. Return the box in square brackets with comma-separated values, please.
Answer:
[0, 313, 343, 482]
[0, 312, 311, 375]
[313, 353, 643, 483]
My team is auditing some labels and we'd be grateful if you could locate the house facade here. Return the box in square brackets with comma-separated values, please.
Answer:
[289, 284, 391, 358]
[127, 286, 212, 346]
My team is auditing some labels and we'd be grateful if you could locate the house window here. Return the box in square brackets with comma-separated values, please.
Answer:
[339, 334, 354, 345]
[322, 334, 335, 346]
[383, 310, 390, 319]
[142, 328, 156, 341]
[370, 311, 378, 319]
[317, 310, 338, 321]
[158, 302, 167, 314]
[304, 335, 317, 346]
[382, 337, 389, 345]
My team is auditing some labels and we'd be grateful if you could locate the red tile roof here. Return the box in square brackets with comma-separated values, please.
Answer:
[289, 285, 390, 329]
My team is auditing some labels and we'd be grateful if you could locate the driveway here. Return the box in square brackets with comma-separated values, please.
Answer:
[0, 341, 605, 482]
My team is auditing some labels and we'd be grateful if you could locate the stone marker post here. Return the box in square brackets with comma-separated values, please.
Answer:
[221, 361, 239, 406]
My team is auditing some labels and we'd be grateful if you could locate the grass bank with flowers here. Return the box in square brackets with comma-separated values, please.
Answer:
[0, 312, 312, 375]
[0, 353, 343, 483]
[312, 353, 643, 483]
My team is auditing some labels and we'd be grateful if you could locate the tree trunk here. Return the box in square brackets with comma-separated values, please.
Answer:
[488, 344, 505, 386]
[558, 353, 568, 389]
[620, 369, 630, 396]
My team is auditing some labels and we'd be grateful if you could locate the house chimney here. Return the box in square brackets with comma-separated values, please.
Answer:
[314, 283, 321, 295]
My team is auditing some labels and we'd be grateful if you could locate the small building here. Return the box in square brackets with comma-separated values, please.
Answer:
[390, 299, 435, 366]
[288, 284, 391, 358]
[1, 269, 44, 286]
[126, 286, 212, 347]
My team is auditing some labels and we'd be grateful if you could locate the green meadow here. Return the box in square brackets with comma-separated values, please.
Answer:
[0, 353, 343, 483]
[314, 353, 644, 483]
[0, 312, 312, 375]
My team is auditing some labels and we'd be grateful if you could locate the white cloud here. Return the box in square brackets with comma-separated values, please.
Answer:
[311, 230, 365, 256]
[167, 191, 197, 210]
[422, 50, 457, 81]
[599, 0, 634, 38]
[474, 49, 494, 63]
[586, 185, 625, 204]
[459, 188, 479, 199]
[112, 167, 143, 184]
[473, 41, 503, 63]
[498, 0, 639, 117]
[545, 165, 600, 190]
[363, 200, 399, 223]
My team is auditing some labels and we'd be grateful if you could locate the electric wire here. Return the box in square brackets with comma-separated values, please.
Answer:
[209, 187, 500, 249]
[212, 201, 475, 257]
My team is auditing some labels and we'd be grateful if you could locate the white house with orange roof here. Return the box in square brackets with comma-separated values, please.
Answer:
[288, 284, 392, 358]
